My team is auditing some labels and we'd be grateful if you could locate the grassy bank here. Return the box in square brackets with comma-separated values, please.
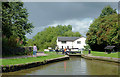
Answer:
[1, 51, 64, 66]
[83, 51, 119, 58]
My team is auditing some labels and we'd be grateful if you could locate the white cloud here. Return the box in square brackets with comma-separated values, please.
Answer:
[26, 18, 93, 39]
[49, 18, 93, 37]
[116, 9, 119, 14]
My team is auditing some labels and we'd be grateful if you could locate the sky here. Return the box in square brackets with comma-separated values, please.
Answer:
[24, 2, 118, 39]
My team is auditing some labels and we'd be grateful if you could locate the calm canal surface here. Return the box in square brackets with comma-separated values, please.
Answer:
[2, 56, 119, 75]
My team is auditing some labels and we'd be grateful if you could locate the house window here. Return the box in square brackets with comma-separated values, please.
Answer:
[72, 46, 73, 48]
[77, 41, 81, 44]
[67, 46, 69, 49]
[61, 41, 66, 44]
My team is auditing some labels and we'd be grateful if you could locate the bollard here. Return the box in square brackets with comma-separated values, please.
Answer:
[88, 49, 91, 54]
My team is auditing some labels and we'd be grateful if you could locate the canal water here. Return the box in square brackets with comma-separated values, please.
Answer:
[2, 56, 119, 75]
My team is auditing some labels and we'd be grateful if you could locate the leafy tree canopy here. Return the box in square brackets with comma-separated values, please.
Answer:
[27, 25, 82, 50]
[2, 2, 34, 56]
[100, 5, 117, 17]
[86, 5, 119, 51]
[2, 2, 34, 40]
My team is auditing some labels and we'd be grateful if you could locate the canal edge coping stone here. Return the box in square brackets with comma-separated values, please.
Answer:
[81, 54, 120, 63]
[1, 55, 69, 73]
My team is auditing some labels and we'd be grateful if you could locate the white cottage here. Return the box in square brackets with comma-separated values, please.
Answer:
[57, 37, 86, 50]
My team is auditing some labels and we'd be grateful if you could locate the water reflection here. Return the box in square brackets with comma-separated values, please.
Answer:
[85, 59, 118, 75]
[2, 56, 119, 75]
[64, 61, 66, 72]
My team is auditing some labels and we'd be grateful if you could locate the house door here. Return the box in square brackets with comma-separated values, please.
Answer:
[67, 46, 69, 49]
[62, 46, 63, 49]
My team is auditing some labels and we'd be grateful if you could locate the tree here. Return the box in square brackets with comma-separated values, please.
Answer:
[27, 25, 82, 50]
[63, 30, 81, 37]
[2, 2, 34, 56]
[100, 5, 117, 17]
[2, 2, 34, 40]
[86, 6, 119, 51]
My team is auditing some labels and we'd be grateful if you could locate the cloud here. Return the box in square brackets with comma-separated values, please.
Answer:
[24, 2, 117, 39]
[26, 18, 94, 39]
[25, 26, 46, 39]
[116, 9, 119, 14]
[49, 18, 93, 37]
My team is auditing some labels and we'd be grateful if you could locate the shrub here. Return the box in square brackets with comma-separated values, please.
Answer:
[2, 36, 33, 57]
[84, 44, 91, 51]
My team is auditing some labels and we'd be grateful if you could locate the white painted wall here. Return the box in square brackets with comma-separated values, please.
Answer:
[57, 37, 86, 50]
[57, 38, 73, 49]
[73, 37, 86, 49]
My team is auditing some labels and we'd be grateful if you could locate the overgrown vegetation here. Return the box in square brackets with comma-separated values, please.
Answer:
[86, 5, 120, 51]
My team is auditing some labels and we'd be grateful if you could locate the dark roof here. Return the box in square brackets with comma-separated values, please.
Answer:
[104, 46, 115, 50]
[58, 37, 80, 41]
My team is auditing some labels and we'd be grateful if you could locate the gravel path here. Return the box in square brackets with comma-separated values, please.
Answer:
[1, 52, 48, 59]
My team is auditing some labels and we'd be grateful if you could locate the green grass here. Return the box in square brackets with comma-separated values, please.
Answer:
[2, 54, 27, 58]
[83, 51, 120, 58]
[1, 51, 64, 66]
[38, 49, 44, 52]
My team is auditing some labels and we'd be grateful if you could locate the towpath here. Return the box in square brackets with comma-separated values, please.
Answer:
[1, 52, 47, 59]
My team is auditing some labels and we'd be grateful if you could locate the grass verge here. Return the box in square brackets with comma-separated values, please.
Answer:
[82, 51, 120, 58]
[1, 51, 64, 66]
